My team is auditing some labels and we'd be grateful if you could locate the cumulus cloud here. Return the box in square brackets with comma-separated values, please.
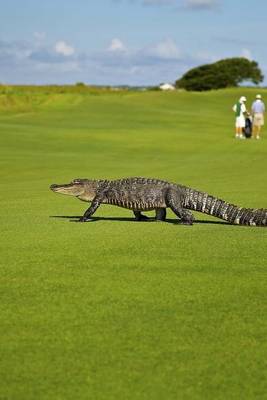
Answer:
[142, 0, 175, 5]
[113, 0, 219, 9]
[141, 38, 181, 61]
[0, 37, 80, 84]
[34, 32, 46, 41]
[0, 35, 209, 85]
[147, 0, 219, 8]
[55, 41, 75, 56]
[1, 35, 262, 87]
[30, 49, 69, 64]
[108, 38, 127, 52]
[194, 51, 217, 63]
[184, 0, 218, 9]
[241, 48, 252, 60]
[34, 60, 80, 73]
[0, 39, 32, 64]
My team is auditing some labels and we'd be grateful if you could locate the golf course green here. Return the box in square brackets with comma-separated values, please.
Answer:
[1, 86, 267, 399]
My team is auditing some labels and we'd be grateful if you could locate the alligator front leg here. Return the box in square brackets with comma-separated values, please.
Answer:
[166, 188, 194, 225]
[79, 196, 102, 222]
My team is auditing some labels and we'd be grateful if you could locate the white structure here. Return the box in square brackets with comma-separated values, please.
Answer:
[159, 83, 175, 91]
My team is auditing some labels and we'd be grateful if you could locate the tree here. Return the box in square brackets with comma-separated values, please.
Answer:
[75, 82, 86, 87]
[175, 58, 264, 91]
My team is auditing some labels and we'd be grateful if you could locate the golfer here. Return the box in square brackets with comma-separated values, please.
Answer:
[251, 94, 265, 139]
[232, 96, 248, 139]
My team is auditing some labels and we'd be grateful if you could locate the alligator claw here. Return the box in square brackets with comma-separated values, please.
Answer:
[180, 221, 193, 225]
[79, 217, 93, 222]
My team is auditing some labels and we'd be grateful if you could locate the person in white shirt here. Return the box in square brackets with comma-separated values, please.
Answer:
[251, 94, 265, 139]
[232, 96, 248, 139]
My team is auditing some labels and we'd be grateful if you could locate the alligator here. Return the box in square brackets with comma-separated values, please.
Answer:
[50, 177, 267, 226]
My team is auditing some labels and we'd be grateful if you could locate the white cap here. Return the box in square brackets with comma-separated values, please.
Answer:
[256, 94, 262, 99]
[239, 96, 247, 103]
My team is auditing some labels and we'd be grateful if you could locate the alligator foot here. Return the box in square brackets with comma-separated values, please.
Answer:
[78, 216, 94, 222]
[180, 221, 193, 225]
[133, 211, 149, 221]
[137, 215, 150, 221]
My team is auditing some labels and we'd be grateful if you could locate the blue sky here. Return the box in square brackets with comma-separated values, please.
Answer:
[0, 0, 266, 86]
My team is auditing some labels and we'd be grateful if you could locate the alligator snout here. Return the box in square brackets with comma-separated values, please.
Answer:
[50, 184, 59, 191]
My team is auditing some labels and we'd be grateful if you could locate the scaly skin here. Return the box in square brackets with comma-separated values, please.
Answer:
[50, 177, 267, 226]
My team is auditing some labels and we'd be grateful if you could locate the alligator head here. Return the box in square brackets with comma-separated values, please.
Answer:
[50, 179, 96, 201]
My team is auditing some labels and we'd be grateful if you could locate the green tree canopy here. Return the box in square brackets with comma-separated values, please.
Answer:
[175, 58, 264, 91]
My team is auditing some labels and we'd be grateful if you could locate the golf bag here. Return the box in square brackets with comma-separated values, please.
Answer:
[243, 116, 252, 138]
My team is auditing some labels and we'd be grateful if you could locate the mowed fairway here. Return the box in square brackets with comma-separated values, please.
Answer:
[1, 87, 267, 400]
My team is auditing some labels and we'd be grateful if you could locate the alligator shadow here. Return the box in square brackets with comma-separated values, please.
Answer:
[50, 215, 230, 225]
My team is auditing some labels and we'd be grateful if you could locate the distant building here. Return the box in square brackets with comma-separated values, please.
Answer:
[159, 83, 175, 91]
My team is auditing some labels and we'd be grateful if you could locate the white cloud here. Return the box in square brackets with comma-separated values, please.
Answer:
[0, 35, 265, 86]
[113, 0, 219, 9]
[241, 48, 252, 60]
[194, 51, 217, 63]
[55, 41, 75, 56]
[184, 0, 218, 9]
[108, 38, 127, 52]
[34, 32, 46, 41]
[0, 39, 32, 61]
[142, 0, 175, 5]
[142, 38, 181, 60]
[35, 61, 80, 73]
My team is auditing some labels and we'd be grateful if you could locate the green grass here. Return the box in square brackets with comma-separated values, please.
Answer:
[1, 87, 267, 400]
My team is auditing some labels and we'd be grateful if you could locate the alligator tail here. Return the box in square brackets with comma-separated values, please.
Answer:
[183, 187, 267, 226]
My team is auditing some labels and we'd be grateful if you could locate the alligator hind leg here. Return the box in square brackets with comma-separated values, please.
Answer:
[166, 188, 194, 225]
[155, 208, 166, 221]
[133, 211, 149, 221]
